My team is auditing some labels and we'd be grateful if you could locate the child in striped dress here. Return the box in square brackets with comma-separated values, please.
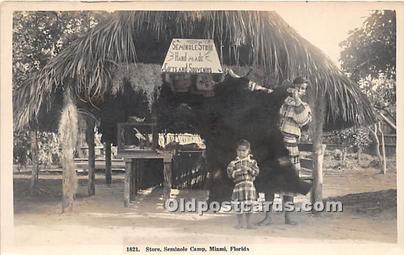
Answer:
[227, 139, 260, 229]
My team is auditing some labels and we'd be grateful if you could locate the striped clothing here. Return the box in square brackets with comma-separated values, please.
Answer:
[279, 96, 312, 139]
[282, 133, 301, 173]
[227, 155, 259, 203]
[279, 96, 311, 178]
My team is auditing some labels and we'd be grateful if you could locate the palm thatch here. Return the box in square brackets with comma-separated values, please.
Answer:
[14, 11, 376, 131]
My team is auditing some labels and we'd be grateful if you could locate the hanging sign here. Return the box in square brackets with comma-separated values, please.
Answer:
[161, 39, 223, 74]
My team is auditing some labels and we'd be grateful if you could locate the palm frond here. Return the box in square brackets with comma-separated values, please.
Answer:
[14, 11, 376, 131]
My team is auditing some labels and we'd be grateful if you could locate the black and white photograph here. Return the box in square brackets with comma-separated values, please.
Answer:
[1, 2, 402, 255]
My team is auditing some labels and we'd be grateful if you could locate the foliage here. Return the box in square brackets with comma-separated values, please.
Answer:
[358, 76, 396, 118]
[13, 131, 32, 168]
[37, 132, 61, 166]
[13, 131, 61, 168]
[340, 10, 396, 82]
[13, 11, 108, 89]
[340, 10, 396, 144]
[324, 127, 372, 151]
[13, 11, 109, 164]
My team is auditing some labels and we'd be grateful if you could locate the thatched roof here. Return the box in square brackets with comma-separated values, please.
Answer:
[14, 11, 376, 131]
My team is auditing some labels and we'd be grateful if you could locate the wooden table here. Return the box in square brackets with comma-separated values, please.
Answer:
[118, 150, 174, 207]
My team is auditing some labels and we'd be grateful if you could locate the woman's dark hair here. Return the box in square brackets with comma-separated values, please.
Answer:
[237, 139, 251, 149]
[293, 77, 309, 86]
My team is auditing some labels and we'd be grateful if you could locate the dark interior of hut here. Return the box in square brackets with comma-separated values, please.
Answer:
[26, 66, 312, 201]
[153, 73, 312, 202]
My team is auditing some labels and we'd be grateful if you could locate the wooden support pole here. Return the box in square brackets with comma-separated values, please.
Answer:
[163, 160, 172, 201]
[124, 159, 132, 207]
[310, 97, 325, 206]
[369, 124, 382, 164]
[137, 159, 144, 192]
[378, 122, 387, 174]
[105, 141, 112, 185]
[30, 129, 39, 195]
[132, 159, 139, 198]
[75, 115, 87, 158]
[86, 118, 96, 196]
[378, 112, 396, 131]
[59, 90, 78, 213]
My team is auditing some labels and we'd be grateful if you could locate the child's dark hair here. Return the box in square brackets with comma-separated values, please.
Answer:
[237, 139, 251, 149]
[293, 77, 309, 87]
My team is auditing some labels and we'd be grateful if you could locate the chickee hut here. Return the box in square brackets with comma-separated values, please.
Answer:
[14, 11, 376, 212]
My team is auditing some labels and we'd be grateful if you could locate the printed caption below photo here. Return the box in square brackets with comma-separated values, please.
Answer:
[126, 245, 251, 254]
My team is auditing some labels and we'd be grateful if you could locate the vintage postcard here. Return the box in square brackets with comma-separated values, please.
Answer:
[1, 1, 403, 255]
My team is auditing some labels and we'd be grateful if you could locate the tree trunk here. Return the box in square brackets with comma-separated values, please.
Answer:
[86, 118, 96, 196]
[369, 124, 382, 162]
[105, 141, 112, 185]
[357, 147, 362, 165]
[310, 96, 325, 207]
[341, 147, 347, 167]
[75, 115, 87, 158]
[378, 122, 387, 174]
[30, 129, 39, 195]
[59, 90, 78, 213]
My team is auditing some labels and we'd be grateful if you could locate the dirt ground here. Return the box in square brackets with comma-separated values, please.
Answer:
[8, 154, 397, 254]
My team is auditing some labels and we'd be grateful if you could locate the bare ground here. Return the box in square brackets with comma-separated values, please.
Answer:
[9, 154, 397, 253]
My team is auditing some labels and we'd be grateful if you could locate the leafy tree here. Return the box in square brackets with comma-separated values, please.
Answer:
[339, 10, 396, 82]
[339, 10, 396, 116]
[13, 11, 108, 89]
[339, 10, 396, 170]
[13, 11, 109, 168]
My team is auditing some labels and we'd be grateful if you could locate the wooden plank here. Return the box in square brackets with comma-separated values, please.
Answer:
[124, 159, 132, 207]
[299, 143, 341, 152]
[105, 142, 112, 185]
[300, 158, 313, 170]
[132, 159, 141, 199]
[118, 150, 173, 159]
[74, 159, 125, 170]
[86, 119, 96, 197]
[298, 143, 313, 152]
[163, 161, 172, 201]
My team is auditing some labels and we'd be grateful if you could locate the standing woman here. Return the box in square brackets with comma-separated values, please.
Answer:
[279, 77, 312, 224]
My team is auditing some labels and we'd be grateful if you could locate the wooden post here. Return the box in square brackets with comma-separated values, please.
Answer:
[75, 115, 87, 158]
[105, 141, 112, 185]
[132, 159, 139, 198]
[163, 159, 172, 201]
[369, 124, 383, 165]
[378, 122, 387, 174]
[357, 147, 362, 165]
[30, 129, 39, 195]
[310, 96, 325, 206]
[124, 159, 132, 207]
[137, 159, 144, 192]
[59, 90, 78, 213]
[86, 118, 96, 196]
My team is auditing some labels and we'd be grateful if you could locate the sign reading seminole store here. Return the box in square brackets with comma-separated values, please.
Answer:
[161, 39, 223, 74]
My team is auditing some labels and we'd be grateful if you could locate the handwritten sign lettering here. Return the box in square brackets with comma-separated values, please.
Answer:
[162, 39, 223, 74]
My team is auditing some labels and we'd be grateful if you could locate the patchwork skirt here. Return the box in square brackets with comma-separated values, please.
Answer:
[282, 133, 301, 197]
[231, 180, 257, 202]
[231, 180, 257, 213]
[283, 133, 301, 173]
